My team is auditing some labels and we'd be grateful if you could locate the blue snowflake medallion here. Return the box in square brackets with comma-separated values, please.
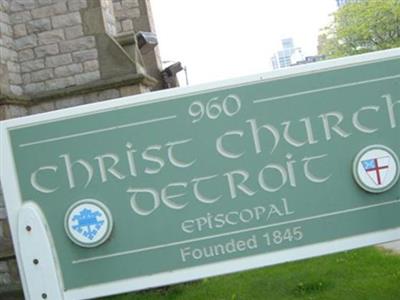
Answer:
[65, 199, 113, 247]
[71, 208, 105, 240]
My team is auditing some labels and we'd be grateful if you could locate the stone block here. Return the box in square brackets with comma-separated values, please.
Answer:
[0, 105, 5, 121]
[74, 70, 100, 84]
[0, 261, 7, 272]
[12, 24, 27, 38]
[10, 49, 19, 62]
[8, 72, 22, 85]
[113, 2, 122, 11]
[15, 34, 37, 50]
[9, 85, 23, 96]
[24, 82, 45, 94]
[26, 18, 51, 34]
[46, 76, 76, 90]
[0, 64, 9, 92]
[55, 95, 84, 109]
[9, 0, 35, 12]
[0, 47, 7, 64]
[0, 224, 12, 245]
[0, 10, 8, 22]
[121, 19, 133, 32]
[52, 12, 81, 28]
[7, 61, 20, 73]
[0, 22, 12, 37]
[29, 101, 55, 114]
[0, 0, 6, 11]
[120, 84, 149, 96]
[1, 35, 14, 49]
[34, 43, 59, 57]
[0, 271, 11, 285]
[0, 48, 17, 62]
[114, 8, 140, 20]
[83, 59, 98, 72]
[19, 49, 34, 62]
[65, 24, 83, 40]
[45, 53, 72, 67]
[22, 73, 31, 84]
[59, 36, 95, 53]
[83, 91, 98, 103]
[121, 0, 139, 8]
[104, 21, 116, 36]
[72, 48, 97, 62]
[21, 58, 44, 72]
[98, 88, 120, 100]
[38, 0, 56, 6]
[68, 0, 88, 12]
[54, 63, 82, 77]
[9, 11, 32, 24]
[101, 0, 113, 9]
[31, 2, 67, 19]
[0, 237, 14, 255]
[8, 260, 21, 284]
[37, 28, 65, 45]
[31, 68, 53, 82]
[4, 105, 28, 118]
[0, 218, 10, 239]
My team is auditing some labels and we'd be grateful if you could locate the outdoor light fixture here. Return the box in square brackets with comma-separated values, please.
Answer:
[161, 61, 184, 88]
[162, 62, 183, 77]
[136, 31, 158, 54]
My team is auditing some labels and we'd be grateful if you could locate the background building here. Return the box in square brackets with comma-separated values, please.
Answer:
[270, 38, 304, 69]
[0, 0, 168, 297]
[291, 54, 326, 66]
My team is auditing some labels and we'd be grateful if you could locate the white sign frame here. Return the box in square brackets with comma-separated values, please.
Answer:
[1, 48, 400, 300]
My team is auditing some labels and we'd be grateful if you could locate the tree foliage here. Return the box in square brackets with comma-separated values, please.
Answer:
[318, 0, 400, 58]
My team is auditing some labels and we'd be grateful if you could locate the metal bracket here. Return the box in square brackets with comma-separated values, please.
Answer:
[17, 202, 64, 300]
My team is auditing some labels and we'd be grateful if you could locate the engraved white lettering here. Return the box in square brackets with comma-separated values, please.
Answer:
[60, 154, 93, 189]
[383, 94, 400, 128]
[352, 106, 380, 133]
[30, 166, 59, 193]
[246, 118, 280, 154]
[224, 170, 256, 199]
[161, 182, 188, 210]
[95, 153, 126, 182]
[216, 130, 244, 159]
[128, 188, 160, 216]
[319, 111, 351, 140]
[166, 139, 196, 168]
[302, 154, 331, 183]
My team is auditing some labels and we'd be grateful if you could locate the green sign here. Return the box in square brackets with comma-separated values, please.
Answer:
[1, 49, 400, 300]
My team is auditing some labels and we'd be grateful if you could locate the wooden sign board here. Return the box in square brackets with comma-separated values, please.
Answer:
[1, 49, 399, 300]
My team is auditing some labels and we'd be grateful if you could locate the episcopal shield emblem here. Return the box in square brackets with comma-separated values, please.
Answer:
[353, 145, 400, 193]
[65, 199, 113, 248]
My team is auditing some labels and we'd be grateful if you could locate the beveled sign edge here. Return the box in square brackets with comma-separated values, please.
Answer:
[1, 48, 400, 300]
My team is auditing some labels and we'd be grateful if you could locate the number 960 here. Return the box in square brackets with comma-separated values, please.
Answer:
[188, 94, 241, 123]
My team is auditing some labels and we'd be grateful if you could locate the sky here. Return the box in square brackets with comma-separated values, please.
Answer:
[150, 0, 338, 86]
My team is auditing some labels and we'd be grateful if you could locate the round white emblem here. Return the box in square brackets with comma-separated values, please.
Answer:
[353, 145, 400, 193]
[65, 199, 113, 248]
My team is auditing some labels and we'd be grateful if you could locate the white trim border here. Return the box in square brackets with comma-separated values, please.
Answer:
[1, 48, 400, 300]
